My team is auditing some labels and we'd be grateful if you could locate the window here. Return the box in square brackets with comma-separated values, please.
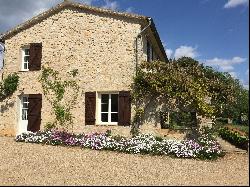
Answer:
[21, 96, 29, 120]
[99, 93, 118, 124]
[22, 47, 30, 71]
[147, 40, 154, 62]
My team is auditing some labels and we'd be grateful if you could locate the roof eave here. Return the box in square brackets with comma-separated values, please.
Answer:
[148, 19, 168, 62]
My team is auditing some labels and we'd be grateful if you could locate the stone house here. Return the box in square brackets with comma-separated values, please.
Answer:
[0, 1, 168, 137]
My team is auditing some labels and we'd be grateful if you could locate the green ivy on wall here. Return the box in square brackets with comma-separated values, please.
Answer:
[0, 73, 19, 100]
[39, 66, 79, 130]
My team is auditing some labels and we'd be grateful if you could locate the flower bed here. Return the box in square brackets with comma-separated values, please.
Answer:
[15, 130, 224, 160]
[219, 127, 249, 150]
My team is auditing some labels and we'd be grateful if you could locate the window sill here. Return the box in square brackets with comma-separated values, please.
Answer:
[95, 123, 118, 126]
[19, 70, 29, 72]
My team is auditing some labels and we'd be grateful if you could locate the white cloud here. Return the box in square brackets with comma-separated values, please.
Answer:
[125, 7, 134, 13]
[244, 69, 249, 89]
[33, 8, 49, 17]
[24, 0, 95, 18]
[243, 85, 249, 89]
[162, 41, 172, 59]
[162, 41, 167, 49]
[174, 45, 198, 59]
[204, 57, 246, 71]
[162, 43, 198, 60]
[246, 69, 249, 75]
[102, 0, 119, 10]
[78, 0, 94, 5]
[0, 0, 95, 34]
[165, 48, 173, 59]
[242, 76, 249, 89]
[229, 71, 238, 78]
[224, 0, 249, 8]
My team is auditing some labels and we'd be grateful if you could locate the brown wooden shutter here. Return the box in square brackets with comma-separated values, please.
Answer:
[27, 94, 42, 132]
[118, 91, 131, 126]
[85, 92, 96, 125]
[29, 43, 42, 71]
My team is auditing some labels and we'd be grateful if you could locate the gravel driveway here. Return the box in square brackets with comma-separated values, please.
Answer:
[0, 137, 249, 186]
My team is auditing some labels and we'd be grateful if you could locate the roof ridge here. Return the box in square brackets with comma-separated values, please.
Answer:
[0, 0, 167, 61]
[65, 0, 148, 19]
[0, 0, 148, 40]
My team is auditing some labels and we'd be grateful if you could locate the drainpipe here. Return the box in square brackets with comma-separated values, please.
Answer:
[135, 17, 152, 76]
[133, 18, 152, 133]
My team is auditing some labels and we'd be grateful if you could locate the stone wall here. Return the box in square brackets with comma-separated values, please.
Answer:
[0, 7, 165, 136]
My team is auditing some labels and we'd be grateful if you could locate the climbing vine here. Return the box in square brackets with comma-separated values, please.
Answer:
[131, 57, 241, 134]
[0, 73, 19, 100]
[39, 66, 79, 130]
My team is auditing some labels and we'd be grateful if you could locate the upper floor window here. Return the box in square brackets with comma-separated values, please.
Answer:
[147, 40, 154, 62]
[20, 43, 42, 71]
[22, 47, 30, 71]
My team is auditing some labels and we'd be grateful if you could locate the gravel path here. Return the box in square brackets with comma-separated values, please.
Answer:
[0, 137, 249, 186]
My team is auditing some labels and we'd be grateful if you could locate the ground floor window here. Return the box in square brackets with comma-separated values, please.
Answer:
[21, 96, 29, 120]
[98, 93, 118, 125]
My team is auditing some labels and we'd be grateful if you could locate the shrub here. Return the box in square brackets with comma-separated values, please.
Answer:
[0, 73, 19, 100]
[218, 127, 249, 150]
[215, 118, 228, 125]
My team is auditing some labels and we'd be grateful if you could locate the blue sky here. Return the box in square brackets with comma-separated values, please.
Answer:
[0, 0, 249, 88]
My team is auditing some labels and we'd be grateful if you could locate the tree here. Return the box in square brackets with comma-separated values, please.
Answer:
[131, 57, 247, 134]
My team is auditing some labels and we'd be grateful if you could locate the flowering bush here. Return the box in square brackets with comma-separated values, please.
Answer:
[15, 129, 224, 160]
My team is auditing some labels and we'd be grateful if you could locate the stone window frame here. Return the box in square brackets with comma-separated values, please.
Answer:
[97, 92, 119, 125]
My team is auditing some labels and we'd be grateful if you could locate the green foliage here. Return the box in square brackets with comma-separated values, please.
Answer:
[68, 69, 79, 77]
[130, 107, 144, 136]
[169, 111, 195, 128]
[155, 136, 163, 142]
[0, 73, 19, 100]
[229, 124, 249, 135]
[105, 129, 112, 137]
[207, 70, 249, 122]
[44, 122, 56, 131]
[132, 57, 248, 121]
[54, 104, 73, 126]
[133, 58, 215, 117]
[159, 111, 169, 129]
[215, 118, 228, 125]
[199, 126, 216, 138]
[39, 66, 79, 130]
[218, 127, 249, 150]
[131, 57, 249, 134]
[112, 134, 126, 141]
